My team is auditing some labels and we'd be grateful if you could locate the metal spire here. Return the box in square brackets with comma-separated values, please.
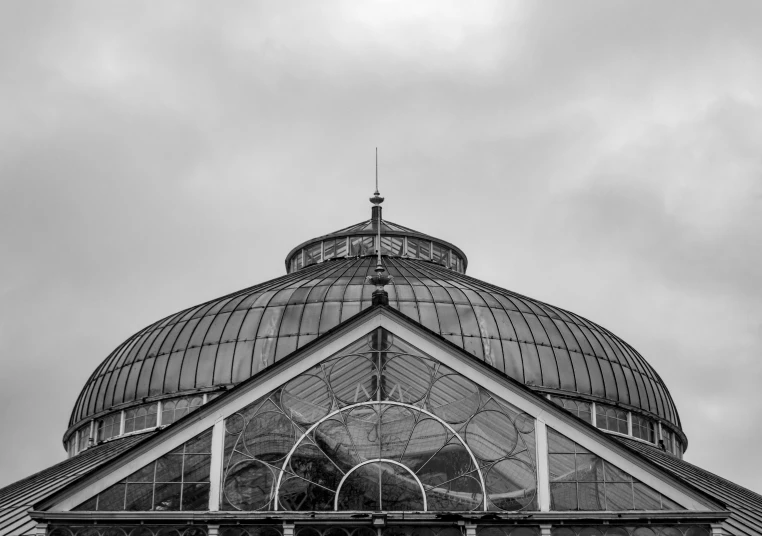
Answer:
[368, 147, 392, 305]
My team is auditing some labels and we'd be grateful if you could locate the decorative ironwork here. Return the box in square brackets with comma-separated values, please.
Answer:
[222, 328, 538, 512]
[49, 527, 207, 536]
[550, 527, 709, 536]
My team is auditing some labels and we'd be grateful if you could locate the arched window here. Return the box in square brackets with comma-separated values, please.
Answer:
[221, 329, 538, 512]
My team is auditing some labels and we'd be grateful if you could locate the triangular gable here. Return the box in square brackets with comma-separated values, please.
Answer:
[39, 306, 719, 515]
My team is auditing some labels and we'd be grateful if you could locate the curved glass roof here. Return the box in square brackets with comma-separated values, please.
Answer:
[69, 256, 682, 440]
[284, 213, 468, 274]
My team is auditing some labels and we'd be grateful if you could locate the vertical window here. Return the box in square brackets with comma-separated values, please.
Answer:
[323, 239, 335, 260]
[124, 403, 159, 434]
[295, 251, 304, 270]
[304, 243, 321, 266]
[419, 240, 431, 260]
[550, 396, 592, 425]
[595, 404, 628, 434]
[97, 413, 121, 442]
[631, 415, 655, 443]
[380, 236, 403, 255]
[77, 424, 91, 453]
[162, 396, 204, 426]
[431, 243, 445, 265]
[407, 238, 419, 258]
[349, 236, 363, 256]
[361, 236, 374, 255]
[335, 237, 348, 257]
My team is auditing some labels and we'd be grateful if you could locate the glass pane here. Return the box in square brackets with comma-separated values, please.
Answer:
[605, 482, 634, 510]
[389, 237, 403, 255]
[336, 464, 380, 510]
[549, 454, 576, 482]
[125, 483, 153, 510]
[486, 458, 537, 511]
[97, 482, 126, 510]
[381, 463, 424, 510]
[426, 473, 483, 511]
[281, 374, 332, 424]
[153, 481, 181, 510]
[223, 459, 275, 510]
[400, 418, 448, 473]
[407, 238, 418, 258]
[465, 410, 518, 461]
[182, 482, 210, 510]
[577, 481, 605, 510]
[183, 454, 211, 483]
[323, 240, 335, 260]
[335, 238, 348, 257]
[349, 237, 363, 256]
[429, 374, 479, 423]
[550, 482, 577, 510]
[633, 482, 663, 510]
[155, 455, 183, 482]
[419, 240, 430, 260]
[278, 475, 335, 511]
[362, 236, 374, 255]
[288, 443, 343, 492]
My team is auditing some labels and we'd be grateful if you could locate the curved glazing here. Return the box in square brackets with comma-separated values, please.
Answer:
[68, 255, 683, 452]
[284, 217, 468, 274]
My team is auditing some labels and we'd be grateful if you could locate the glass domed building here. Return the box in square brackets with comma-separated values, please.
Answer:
[0, 194, 759, 536]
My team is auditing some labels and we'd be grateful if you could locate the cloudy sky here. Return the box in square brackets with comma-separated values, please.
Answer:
[1, 1, 761, 495]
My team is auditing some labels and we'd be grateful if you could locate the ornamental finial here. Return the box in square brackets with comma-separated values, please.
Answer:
[367, 147, 391, 305]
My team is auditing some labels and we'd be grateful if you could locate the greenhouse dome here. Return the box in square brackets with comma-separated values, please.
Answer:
[6, 192, 759, 536]
[65, 201, 685, 459]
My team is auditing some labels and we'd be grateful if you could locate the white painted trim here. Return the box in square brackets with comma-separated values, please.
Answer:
[627, 411, 633, 436]
[591, 402, 597, 427]
[208, 419, 224, 511]
[535, 419, 550, 512]
[49, 309, 715, 512]
[710, 523, 729, 535]
[119, 410, 125, 436]
[156, 400, 163, 427]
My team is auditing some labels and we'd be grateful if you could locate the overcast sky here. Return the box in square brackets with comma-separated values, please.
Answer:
[1, 1, 761, 495]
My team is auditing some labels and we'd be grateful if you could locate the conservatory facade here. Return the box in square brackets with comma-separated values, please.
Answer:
[0, 199, 759, 536]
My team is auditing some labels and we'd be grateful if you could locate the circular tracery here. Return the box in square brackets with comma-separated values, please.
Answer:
[223, 345, 539, 512]
[275, 400, 486, 511]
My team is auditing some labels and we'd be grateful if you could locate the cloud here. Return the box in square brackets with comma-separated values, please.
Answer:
[0, 0, 760, 494]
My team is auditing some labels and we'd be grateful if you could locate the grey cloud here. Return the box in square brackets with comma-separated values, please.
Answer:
[1, 0, 761, 494]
